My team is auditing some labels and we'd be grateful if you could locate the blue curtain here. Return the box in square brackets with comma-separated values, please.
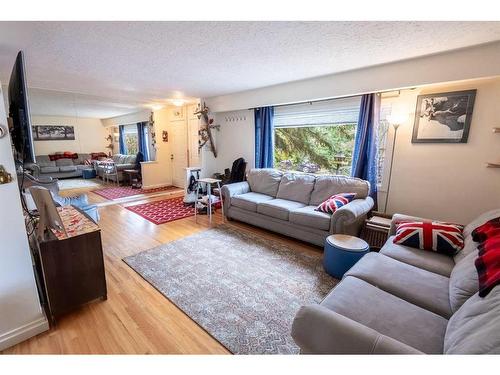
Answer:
[254, 106, 274, 168]
[351, 93, 380, 208]
[118, 125, 126, 154]
[137, 122, 149, 161]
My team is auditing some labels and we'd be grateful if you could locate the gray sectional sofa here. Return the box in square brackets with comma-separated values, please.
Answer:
[95, 154, 137, 182]
[292, 209, 500, 354]
[221, 168, 374, 246]
[28, 154, 93, 179]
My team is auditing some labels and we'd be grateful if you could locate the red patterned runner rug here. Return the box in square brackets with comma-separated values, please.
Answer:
[92, 185, 177, 200]
[124, 196, 194, 225]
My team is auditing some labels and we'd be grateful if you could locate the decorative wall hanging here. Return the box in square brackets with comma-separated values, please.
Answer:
[105, 134, 114, 155]
[172, 107, 185, 121]
[32, 125, 75, 141]
[194, 102, 220, 158]
[162, 130, 169, 142]
[149, 112, 157, 150]
[412, 89, 476, 143]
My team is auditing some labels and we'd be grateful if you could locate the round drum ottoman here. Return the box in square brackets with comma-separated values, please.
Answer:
[323, 234, 370, 278]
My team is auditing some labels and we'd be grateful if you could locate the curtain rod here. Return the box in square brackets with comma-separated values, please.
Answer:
[249, 88, 411, 111]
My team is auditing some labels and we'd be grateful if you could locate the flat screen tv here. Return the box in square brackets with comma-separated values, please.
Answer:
[8, 51, 36, 164]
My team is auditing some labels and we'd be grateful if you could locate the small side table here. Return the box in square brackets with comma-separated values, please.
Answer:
[195, 178, 224, 225]
[360, 214, 392, 251]
[323, 235, 369, 279]
[123, 169, 141, 188]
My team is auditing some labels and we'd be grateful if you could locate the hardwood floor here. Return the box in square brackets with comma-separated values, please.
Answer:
[2, 185, 321, 354]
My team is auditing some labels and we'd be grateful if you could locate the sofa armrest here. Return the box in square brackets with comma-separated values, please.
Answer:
[221, 181, 250, 217]
[292, 304, 422, 354]
[221, 181, 250, 199]
[330, 196, 374, 235]
[389, 213, 435, 236]
[26, 163, 41, 177]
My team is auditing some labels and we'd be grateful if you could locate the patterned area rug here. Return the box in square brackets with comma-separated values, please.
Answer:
[123, 225, 337, 354]
[125, 196, 194, 224]
[92, 185, 177, 200]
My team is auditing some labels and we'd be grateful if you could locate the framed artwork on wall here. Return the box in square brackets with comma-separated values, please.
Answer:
[32, 125, 75, 141]
[412, 89, 476, 143]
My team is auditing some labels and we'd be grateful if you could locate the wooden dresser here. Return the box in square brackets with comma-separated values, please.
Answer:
[34, 206, 107, 324]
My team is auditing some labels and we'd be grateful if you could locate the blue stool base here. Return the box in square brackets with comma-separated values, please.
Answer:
[323, 239, 369, 279]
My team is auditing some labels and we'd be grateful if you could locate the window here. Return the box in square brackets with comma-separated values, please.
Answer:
[273, 97, 361, 176]
[122, 124, 138, 155]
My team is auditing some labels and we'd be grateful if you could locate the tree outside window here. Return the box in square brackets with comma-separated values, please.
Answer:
[274, 123, 356, 175]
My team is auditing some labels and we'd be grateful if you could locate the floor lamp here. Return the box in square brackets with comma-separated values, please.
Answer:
[383, 114, 406, 214]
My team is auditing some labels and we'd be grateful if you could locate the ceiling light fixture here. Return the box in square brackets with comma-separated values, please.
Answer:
[170, 99, 185, 107]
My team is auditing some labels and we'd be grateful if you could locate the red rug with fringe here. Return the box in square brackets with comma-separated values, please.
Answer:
[92, 185, 177, 200]
[125, 197, 194, 225]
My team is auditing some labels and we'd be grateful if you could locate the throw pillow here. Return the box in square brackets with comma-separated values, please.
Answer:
[472, 217, 500, 243]
[315, 193, 356, 214]
[475, 245, 500, 297]
[393, 221, 465, 256]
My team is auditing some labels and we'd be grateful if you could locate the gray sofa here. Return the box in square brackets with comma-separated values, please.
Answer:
[95, 154, 137, 182]
[28, 154, 93, 179]
[221, 169, 374, 246]
[291, 209, 500, 354]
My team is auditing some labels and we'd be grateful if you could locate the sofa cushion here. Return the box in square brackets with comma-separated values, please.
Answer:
[36, 156, 56, 168]
[289, 206, 331, 231]
[231, 192, 274, 212]
[449, 250, 479, 313]
[322, 276, 448, 354]
[309, 175, 369, 206]
[55, 158, 74, 167]
[276, 173, 316, 204]
[59, 165, 78, 173]
[444, 287, 500, 354]
[40, 166, 59, 174]
[345, 253, 452, 318]
[247, 169, 283, 197]
[380, 236, 455, 277]
[257, 199, 306, 221]
[125, 155, 137, 164]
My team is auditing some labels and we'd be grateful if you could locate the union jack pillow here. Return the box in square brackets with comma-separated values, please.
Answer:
[315, 193, 356, 214]
[393, 221, 465, 256]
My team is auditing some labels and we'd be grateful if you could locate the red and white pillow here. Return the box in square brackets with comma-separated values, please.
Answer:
[315, 193, 356, 214]
[393, 221, 464, 256]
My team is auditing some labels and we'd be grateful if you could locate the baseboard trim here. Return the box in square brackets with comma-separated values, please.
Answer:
[0, 316, 49, 351]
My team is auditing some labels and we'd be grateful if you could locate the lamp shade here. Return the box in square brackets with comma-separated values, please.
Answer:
[386, 112, 408, 127]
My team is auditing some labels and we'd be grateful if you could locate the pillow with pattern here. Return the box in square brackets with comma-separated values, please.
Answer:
[393, 221, 465, 256]
[315, 193, 356, 214]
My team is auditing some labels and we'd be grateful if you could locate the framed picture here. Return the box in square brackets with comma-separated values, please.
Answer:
[171, 107, 185, 121]
[412, 89, 476, 143]
[32, 125, 75, 141]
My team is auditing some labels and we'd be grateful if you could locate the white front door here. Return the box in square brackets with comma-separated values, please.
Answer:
[168, 120, 188, 188]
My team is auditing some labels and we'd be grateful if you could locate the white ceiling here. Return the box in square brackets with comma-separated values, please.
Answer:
[0, 21, 499, 117]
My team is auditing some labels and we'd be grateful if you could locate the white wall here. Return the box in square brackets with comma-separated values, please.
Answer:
[201, 110, 255, 177]
[0, 84, 48, 351]
[205, 41, 500, 112]
[379, 76, 500, 224]
[32, 115, 109, 155]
